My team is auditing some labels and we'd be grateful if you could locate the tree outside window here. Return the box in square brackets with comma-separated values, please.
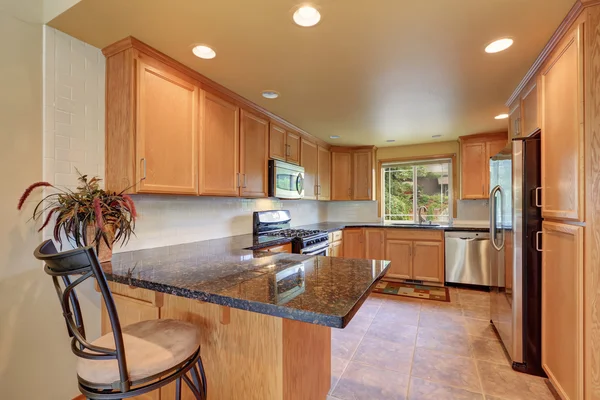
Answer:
[383, 160, 451, 223]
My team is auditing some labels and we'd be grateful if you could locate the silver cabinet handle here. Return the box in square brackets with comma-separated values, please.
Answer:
[141, 158, 147, 180]
[243, 174, 247, 188]
[237, 172, 241, 188]
[286, 144, 291, 157]
[535, 187, 542, 208]
[367, 188, 371, 197]
[536, 231, 543, 252]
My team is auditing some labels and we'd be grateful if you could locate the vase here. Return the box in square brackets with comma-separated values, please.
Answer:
[86, 224, 114, 263]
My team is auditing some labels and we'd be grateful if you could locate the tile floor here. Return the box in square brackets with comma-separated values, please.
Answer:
[328, 288, 557, 400]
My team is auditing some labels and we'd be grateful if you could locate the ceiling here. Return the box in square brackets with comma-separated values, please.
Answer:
[49, 0, 576, 147]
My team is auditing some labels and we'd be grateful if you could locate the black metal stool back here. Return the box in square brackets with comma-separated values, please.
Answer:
[34, 239, 132, 392]
[35, 239, 207, 400]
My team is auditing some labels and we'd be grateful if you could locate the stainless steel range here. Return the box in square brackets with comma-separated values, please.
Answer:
[253, 210, 329, 255]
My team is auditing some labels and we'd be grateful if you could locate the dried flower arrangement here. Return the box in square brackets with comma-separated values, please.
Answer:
[18, 173, 137, 261]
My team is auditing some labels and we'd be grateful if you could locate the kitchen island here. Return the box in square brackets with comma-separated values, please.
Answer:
[101, 235, 390, 400]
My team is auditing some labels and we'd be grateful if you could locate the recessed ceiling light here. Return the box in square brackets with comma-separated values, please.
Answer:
[386, 140, 396, 143]
[330, 135, 340, 139]
[293, 5, 321, 27]
[432, 135, 442, 138]
[192, 45, 216, 59]
[495, 113, 509, 120]
[262, 90, 279, 99]
[485, 38, 514, 53]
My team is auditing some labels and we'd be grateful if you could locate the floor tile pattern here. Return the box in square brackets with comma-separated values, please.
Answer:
[329, 288, 558, 400]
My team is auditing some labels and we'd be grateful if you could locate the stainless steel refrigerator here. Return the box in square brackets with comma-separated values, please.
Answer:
[489, 132, 544, 376]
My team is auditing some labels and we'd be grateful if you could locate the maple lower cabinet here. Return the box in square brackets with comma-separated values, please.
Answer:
[364, 229, 385, 260]
[135, 60, 199, 195]
[342, 229, 365, 258]
[328, 230, 343, 257]
[385, 240, 413, 280]
[240, 110, 269, 197]
[301, 139, 319, 200]
[460, 133, 508, 199]
[317, 146, 331, 201]
[199, 91, 240, 196]
[541, 221, 583, 400]
[412, 241, 444, 283]
[540, 23, 584, 222]
[332, 152, 353, 200]
[269, 123, 301, 165]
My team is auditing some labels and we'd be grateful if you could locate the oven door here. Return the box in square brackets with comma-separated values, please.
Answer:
[301, 244, 329, 256]
[270, 161, 305, 199]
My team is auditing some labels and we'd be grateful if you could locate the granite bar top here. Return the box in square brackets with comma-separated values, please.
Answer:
[104, 236, 390, 328]
[295, 222, 490, 233]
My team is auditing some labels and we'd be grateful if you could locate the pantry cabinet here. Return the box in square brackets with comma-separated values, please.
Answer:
[301, 139, 319, 200]
[199, 91, 240, 196]
[460, 132, 507, 199]
[541, 221, 583, 400]
[135, 60, 199, 195]
[331, 146, 376, 201]
[540, 23, 584, 222]
[269, 124, 300, 165]
[240, 110, 269, 198]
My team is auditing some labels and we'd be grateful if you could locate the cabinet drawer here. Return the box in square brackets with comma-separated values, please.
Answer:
[99, 281, 163, 306]
[261, 243, 292, 253]
[330, 230, 342, 242]
[385, 229, 443, 242]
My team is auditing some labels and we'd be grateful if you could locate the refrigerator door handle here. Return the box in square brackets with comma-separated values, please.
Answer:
[490, 185, 500, 251]
[497, 186, 505, 250]
[536, 231, 543, 252]
[535, 187, 542, 208]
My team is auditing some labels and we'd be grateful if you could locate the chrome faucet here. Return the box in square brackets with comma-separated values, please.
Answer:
[418, 206, 428, 224]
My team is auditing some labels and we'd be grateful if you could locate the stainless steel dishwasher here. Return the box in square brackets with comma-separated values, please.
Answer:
[444, 231, 491, 286]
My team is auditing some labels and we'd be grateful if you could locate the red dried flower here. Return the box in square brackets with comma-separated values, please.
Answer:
[93, 197, 105, 231]
[38, 207, 58, 232]
[17, 182, 52, 210]
[122, 194, 137, 219]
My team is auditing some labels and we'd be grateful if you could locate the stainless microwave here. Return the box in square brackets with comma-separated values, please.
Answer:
[268, 160, 304, 199]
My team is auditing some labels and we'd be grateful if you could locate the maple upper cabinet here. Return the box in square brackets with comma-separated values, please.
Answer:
[353, 149, 374, 200]
[521, 80, 540, 136]
[331, 146, 376, 201]
[541, 221, 583, 400]
[331, 151, 353, 200]
[343, 229, 365, 258]
[460, 133, 507, 199]
[317, 146, 331, 201]
[508, 102, 522, 138]
[269, 123, 300, 165]
[199, 91, 240, 196]
[540, 23, 584, 222]
[301, 139, 319, 200]
[135, 60, 199, 195]
[240, 110, 269, 197]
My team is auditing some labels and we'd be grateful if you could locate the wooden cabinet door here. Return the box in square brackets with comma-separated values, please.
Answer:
[342, 229, 364, 258]
[329, 241, 342, 257]
[541, 221, 583, 400]
[461, 141, 486, 199]
[353, 150, 373, 200]
[385, 240, 412, 280]
[269, 123, 287, 161]
[541, 24, 584, 221]
[508, 102, 522, 138]
[136, 61, 198, 195]
[485, 139, 507, 194]
[240, 110, 269, 197]
[317, 146, 331, 201]
[286, 131, 301, 165]
[199, 91, 240, 196]
[301, 139, 319, 200]
[364, 229, 385, 260]
[412, 241, 444, 283]
[332, 152, 353, 200]
[521, 82, 539, 136]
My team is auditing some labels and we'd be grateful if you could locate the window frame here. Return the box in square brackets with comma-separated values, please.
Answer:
[380, 156, 454, 224]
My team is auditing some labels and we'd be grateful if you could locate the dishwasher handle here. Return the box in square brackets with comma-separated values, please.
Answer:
[459, 237, 488, 241]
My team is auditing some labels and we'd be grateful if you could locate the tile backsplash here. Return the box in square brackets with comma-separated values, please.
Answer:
[327, 201, 380, 222]
[456, 199, 490, 221]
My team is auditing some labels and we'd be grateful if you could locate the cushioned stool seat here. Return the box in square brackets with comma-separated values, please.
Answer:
[77, 319, 199, 385]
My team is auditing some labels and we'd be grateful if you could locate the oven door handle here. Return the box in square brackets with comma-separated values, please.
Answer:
[301, 243, 329, 255]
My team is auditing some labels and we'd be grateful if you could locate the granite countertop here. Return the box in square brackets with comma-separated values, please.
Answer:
[104, 236, 390, 328]
[295, 222, 489, 233]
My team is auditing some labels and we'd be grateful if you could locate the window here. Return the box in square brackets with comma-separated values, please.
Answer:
[383, 159, 452, 224]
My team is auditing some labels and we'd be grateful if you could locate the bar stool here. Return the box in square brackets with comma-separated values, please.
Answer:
[34, 239, 207, 400]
